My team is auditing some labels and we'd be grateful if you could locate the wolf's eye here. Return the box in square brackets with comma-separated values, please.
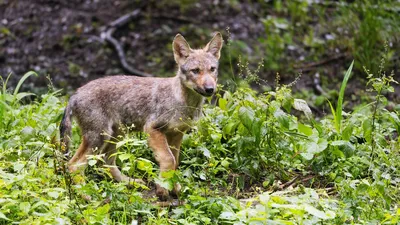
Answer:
[210, 67, 216, 72]
[191, 68, 200, 74]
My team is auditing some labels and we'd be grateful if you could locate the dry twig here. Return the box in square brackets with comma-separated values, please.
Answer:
[101, 9, 153, 77]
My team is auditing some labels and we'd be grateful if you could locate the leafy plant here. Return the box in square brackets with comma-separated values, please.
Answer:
[1, 62, 399, 224]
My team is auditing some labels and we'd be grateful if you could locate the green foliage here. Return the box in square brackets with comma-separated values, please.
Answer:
[250, 0, 400, 77]
[0, 67, 399, 224]
[335, 0, 400, 72]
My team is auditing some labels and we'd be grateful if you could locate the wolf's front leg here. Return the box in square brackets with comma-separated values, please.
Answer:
[166, 131, 184, 195]
[145, 126, 176, 200]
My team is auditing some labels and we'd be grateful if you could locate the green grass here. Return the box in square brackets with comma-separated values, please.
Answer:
[0, 70, 399, 224]
[328, 60, 354, 134]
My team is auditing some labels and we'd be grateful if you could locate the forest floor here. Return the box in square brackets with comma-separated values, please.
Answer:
[2, 0, 398, 102]
[1, 0, 265, 90]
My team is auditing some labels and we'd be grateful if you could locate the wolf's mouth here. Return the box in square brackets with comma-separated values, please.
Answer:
[194, 88, 214, 97]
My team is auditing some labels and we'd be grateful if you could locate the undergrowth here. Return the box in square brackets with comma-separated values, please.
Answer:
[0, 60, 399, 224]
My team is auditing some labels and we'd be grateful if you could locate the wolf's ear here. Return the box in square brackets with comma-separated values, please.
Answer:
[173, 34, 191, 64]
[205, 32, 223, 59]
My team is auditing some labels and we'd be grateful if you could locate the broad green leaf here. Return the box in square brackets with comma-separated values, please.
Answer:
[21, 126, 35, 138]
[331, 140, 355, 158]
[221, 158, 230, 168]
[88, 159, 97, 166]
[155, 177, 173, 191]
[0, 100, 12, 111]
[388, 112, 400, 132]
[13, 162, 24, 172]
[116, 140, 129, 149]
[0, 212, 10, 221]
[282, 95, 294, 112]
[19, 202, 31, 214]
[300, 142, 319, 160]
[318, 138, 328, 152]
[342, 125, 354, 141]
[48, 191, 60, 199]
[119, 153, 131, 162]
[223, 121, 239, 136]
[252, 118, 262, 143]
[199, 146, 211, 158]
[219, 212, 236, 220]
[304, 204, 329, 219]
[332, 148, 345, 158]
[238, 106, 255, 131]
[362, 120, 372, 144]
[137, 158, 153, 172]
[219, 97, 227, 110]
[298, 123, 313, 136]
[275, 110, 290, 129]
[97, 204, 110, 214]
[160, 170, 175, 179]
[211, 133, 222, 142]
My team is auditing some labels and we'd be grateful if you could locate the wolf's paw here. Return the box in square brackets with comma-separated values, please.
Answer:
[156, 184, 170, 201]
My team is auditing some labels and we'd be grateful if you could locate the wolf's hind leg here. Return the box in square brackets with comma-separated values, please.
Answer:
[68, 129, 107, 174]
[68, 136, 92, 173]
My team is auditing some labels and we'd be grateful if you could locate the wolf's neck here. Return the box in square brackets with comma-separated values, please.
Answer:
[173, 74, 204, 109]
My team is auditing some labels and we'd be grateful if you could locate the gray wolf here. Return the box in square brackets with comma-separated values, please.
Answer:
[60, 32, 223, 199]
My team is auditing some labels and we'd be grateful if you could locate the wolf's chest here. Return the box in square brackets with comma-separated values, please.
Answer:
[166, 107, 201, 131]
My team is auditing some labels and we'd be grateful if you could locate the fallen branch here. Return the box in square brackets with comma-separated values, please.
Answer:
[101, 9, 153, 77]
[279, 176, 300, 190]
[325, 187, 336, 195]
[277, 174, 316, 191]
[294, 53, 346, 72]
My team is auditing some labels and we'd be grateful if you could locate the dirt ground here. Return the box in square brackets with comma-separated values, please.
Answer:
[0, 0, 265, 91]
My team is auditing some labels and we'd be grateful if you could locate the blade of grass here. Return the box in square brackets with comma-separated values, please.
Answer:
[327, 99, 338, 132]
[1, 73, 12, 101]
[12, 71, 38, 104]
[336, 60, 354, 133]
[13, 71, 38, 96]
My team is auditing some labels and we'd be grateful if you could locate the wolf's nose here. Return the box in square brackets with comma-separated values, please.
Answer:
[205, 87, 214, 94]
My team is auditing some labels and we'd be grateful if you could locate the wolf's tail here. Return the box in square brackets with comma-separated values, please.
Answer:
[60, 100, 73, 156]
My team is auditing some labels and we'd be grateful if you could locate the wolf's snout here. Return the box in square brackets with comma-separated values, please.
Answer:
[201, 76, 216, 96]
[205, 86, 215, 94]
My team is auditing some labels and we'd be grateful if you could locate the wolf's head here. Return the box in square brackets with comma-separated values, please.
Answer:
[173, 33, 223, 97]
